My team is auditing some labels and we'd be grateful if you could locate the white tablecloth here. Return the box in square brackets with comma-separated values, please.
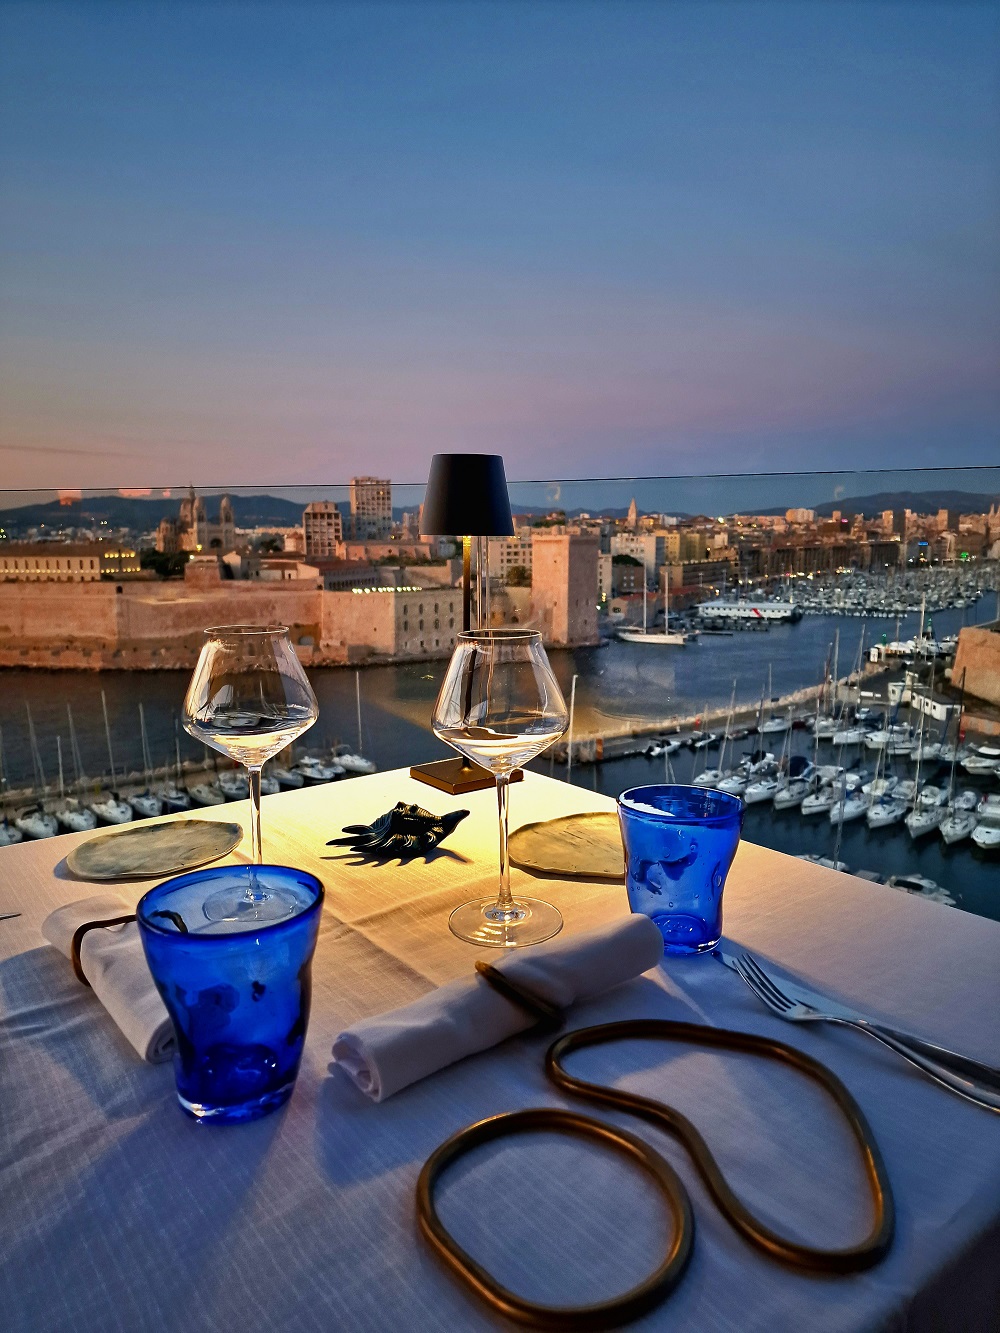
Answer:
[1, 770, 998, 1332]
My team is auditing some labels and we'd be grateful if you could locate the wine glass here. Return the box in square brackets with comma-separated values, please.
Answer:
[183, 625, 319, 923]
[432, 629, 569, 947]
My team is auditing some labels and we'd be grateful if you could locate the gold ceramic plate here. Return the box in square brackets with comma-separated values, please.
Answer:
[508, 811, 624, 882]
[66, 819, 243, 881]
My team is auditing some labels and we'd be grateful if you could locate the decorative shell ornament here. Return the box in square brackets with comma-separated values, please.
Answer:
[327, 802, 470, 860]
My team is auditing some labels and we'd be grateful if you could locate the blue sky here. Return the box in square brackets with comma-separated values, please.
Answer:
[1, 1, 997, 489]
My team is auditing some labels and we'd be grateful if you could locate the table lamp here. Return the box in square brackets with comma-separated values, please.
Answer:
[410, 453, 521, 795]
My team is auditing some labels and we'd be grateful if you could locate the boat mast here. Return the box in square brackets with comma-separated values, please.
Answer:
[56, 737, 65, 800]
[139, 703, 152, 786]
[946, 669, 966, 812]
[67, 705, 85, 792]
[101, 689, 117, 788]
[355, 670, 363, 753]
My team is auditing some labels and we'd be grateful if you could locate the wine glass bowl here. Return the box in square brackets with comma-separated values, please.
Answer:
[432, 629, 569, 947]
[183, 625, 319, 923]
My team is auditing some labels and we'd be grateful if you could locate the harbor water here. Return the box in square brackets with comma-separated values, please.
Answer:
[1, 602, 996, 919]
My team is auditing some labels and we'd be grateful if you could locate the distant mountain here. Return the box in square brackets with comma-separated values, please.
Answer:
[812, 490, 998, 519]
[0, 492, 306, 535]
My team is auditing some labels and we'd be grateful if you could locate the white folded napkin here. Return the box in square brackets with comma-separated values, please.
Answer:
[42, 893, 175, 1064]
[332, 914, 664, 1101]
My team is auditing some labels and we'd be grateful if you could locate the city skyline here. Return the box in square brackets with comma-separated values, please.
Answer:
[1, 2, 998, 488]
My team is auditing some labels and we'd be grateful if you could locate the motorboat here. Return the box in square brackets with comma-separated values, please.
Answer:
[188, 782, 226, 807]
[744, 777, 780, 805]
[832, 726, 866, 746]
[954, 789, 979, 812]
[796, 853, 849, 873]
[15, 806, 59, 840]
[90, 795, 133, 826]
[971, 821, 1000, 852]
[830, 790, 869, 824]
[717, 773, 748, 796]
[272, 766, 305, 790]
[886, 874, 956, 905]
[963, 747, 1000, 776]
[334, 749, 378, 775]
[905, 805, 943, 839]
[916, 785, 947, 809]
[259, 773, 281, 796]
[295, 758, 345, 786]
[691, 732, 718, 751]
[128, 790, 163, 820]
[939, 810, 978, 846]
[866, 797, 907, 829]
[56, 801, 98, 833]
[759, 715, 790, 736]
[693, 768, 726, 789]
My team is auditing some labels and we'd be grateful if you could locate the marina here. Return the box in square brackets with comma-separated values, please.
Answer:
[1, 596, 997, 915]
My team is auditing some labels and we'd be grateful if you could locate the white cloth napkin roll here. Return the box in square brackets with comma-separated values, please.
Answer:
[42, 893, 175, 1064]
[332, 913, 664, 1101]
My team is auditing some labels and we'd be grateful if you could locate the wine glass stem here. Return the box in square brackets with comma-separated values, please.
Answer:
[495, 773, 513, 913]
[248, 765, 263, 868]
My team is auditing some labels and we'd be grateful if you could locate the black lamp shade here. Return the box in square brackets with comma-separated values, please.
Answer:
[419, 454, 515, 538]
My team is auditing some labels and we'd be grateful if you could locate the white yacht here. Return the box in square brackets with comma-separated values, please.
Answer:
[128, 791, 163, 820]
[15, 807, 59, 840]
[56, 801, 98, 833]
[744, 776, 780, 805]
[90, 795, 133, 826]
[259, 773, 281, 796]
[830, 790, 869, 824]
[219, 771, 251, 801]
[717, 772, 748, 796]
[161, 785, 192, 813]
[0, 819, 24, 847]
[905, 804, 943, 839]
[619, 568, 695, 645]
[295, 758, 345, 786]
[801, 787, 837, 816]
[832, 725, 866, 746]
[272, 766, 305, 790]
[971, 822, 1000, 852]
[189, 782, 226, 807]
[939, 810, 978, 846]
[334, 749, 378, 776]
[773, 777, 813, 810]
[866, 796, 907, 829]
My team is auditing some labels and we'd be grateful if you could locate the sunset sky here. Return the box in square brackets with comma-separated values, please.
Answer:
[1, 1, 998, 490]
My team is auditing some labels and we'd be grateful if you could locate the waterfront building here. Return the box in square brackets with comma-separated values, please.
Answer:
[0, 541, 140, 582]
[953, 623, 1000, 709]
[786, 507, 816, 524]
[156, 488, 235, 554]
[488, 528, 534, 582]
[349, 477, 393, 539]
[0, 577, 463, 669]
[531, 532, 600, 647]
[302, 501, 344, 556]
[610, 531, 666, 579]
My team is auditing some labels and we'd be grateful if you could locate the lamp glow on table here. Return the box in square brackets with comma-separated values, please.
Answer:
[432, 629, 569, 947]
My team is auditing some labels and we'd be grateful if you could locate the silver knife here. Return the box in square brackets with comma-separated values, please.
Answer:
[716, 947, 1000, 1094]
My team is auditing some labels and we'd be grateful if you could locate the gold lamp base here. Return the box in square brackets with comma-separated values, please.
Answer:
[410, 757, 524, 795]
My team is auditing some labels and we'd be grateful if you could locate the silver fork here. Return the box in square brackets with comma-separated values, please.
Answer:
[733, 952, 1000, 1114]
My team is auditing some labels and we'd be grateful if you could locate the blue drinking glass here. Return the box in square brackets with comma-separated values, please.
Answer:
[137, 864, 323, 1124]
[618, 786, 743, 955]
